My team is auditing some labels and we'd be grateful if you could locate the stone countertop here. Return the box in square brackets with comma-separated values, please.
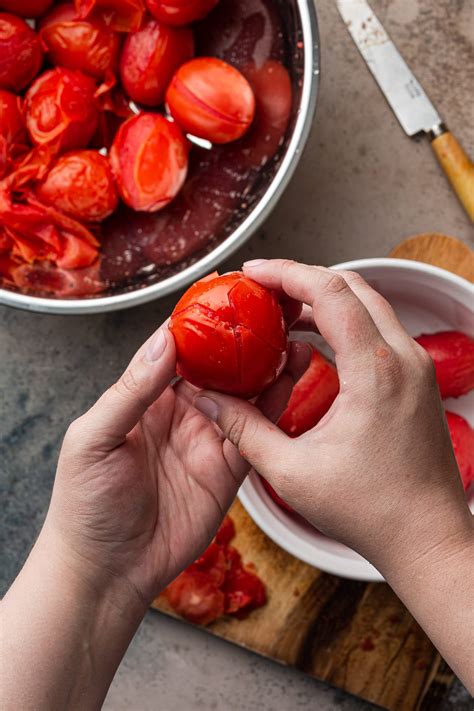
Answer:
[1, 0, 472, 709]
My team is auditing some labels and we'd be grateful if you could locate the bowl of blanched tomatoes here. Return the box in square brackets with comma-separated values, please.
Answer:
[0, 0, 319, 312]
[238, 259, 474, 582]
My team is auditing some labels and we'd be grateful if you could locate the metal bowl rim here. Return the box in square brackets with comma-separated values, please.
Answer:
[0, 1, 320, 315]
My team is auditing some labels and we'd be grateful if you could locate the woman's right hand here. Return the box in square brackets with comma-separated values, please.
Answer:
[194, 259, 474, 690]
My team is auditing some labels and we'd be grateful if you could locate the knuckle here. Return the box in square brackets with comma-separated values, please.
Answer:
[373, 346, 404, 392]
[115, 368, 142, 401]
[412, 343, 437, 385]
[323, 271, 349, 296]
[339, 269, 364, 286]
[227, 410, 254, 449]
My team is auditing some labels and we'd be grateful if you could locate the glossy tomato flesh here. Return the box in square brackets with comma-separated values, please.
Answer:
[164, 571, 225, 625]
[146, 0, 219, 26]
[110, 112, 188, 212]
[25, 68, 99, 151]
[170, 272, 288, 398]
[0, 13, 43, 91]
[36, 150, 118, 222]
[166, 57, 255, 143]
[446, 411, 474, 491]
[120, 16, 194, 106]
[39, 4, 120, 80]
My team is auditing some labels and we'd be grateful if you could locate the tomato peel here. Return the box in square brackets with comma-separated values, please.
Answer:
[75, 0, 145, 32]
[170, 272, 288, 398]
[25, 67, 99, 152]
[446, 411, 474, 492]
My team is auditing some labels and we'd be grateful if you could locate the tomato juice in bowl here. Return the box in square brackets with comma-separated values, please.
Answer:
[0, 0, 319, 313]
[239, 259, 474, 582]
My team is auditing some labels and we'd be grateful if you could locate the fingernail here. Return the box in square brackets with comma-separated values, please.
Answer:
[145, 329, 166, 362]
[194, 396, 219, 422]
[243, 259, 267, 269]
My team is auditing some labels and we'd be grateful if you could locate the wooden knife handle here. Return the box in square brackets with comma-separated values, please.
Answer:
[431, 130, 474, 222]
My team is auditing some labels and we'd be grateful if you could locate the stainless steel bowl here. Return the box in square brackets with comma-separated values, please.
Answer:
[0, 0, 319, 314]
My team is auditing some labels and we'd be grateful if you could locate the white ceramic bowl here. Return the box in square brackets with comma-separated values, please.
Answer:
[238, 258, 474, 582]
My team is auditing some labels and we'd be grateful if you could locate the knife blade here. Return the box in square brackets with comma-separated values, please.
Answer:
[336, 0, 474, 220]
[336, 0, 441, 136]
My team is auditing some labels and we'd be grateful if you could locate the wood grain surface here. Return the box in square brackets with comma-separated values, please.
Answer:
[153, 235, 473, 710]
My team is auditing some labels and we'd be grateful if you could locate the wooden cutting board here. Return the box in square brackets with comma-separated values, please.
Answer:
[153, 234, 474, 711]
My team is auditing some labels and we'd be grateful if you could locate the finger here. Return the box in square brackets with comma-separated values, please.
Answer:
[278, 293, 302, 328]
[337, 270, 413, 348]
[256, 341, 312, 422]
[291, 304, 318, 332]
[81, 326, 176, 448]
[193, 391, 292, 477]
[243, 260, 387, 369]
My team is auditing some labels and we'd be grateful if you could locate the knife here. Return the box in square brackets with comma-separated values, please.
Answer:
[336, 0, 474, 222]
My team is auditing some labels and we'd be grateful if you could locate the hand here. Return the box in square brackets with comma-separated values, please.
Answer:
[193, 259, 474, 689]
[43, 316, 309, 609]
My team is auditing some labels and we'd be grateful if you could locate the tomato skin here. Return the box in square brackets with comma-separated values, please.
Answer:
[0, 13, 43, 91]
[166, 57, 255, 144]
[39, 4, 120, 80]
[170, 272, 288, 398]
[110, 113, 188, 212]
[25, 68, 99, 151]
[146, 0, 219, 26]
[36, 150, 118, 222]
[120, 17, 193, 107]
[0, 0, 53, 17]
[75, 0, 145, 33]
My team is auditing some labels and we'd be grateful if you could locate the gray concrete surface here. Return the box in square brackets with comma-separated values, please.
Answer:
[1, 0, 473, 709]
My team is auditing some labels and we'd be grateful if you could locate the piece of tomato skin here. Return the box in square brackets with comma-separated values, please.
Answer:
[446, 411, 474, 492]
[146, 0, 219, 26]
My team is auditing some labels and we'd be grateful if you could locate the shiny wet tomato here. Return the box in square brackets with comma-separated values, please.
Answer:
[0, 0, 53, 18]
[445, 411, 474, 492]
[36, 150, 118, 222]
[75, 0, 145, 33]
[120, 17, 193, 107]
[169, 271, 288, 398]
[110, 112, 188, 211]
[166, 57, 255, 144]
[25, 68, 99, 151]
[39, 4, 120, 80]
[0, 13, 43, 91]
[146, 0, 219, 26]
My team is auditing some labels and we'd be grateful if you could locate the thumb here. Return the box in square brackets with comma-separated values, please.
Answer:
[78, 326, 176, 448]
[194, 391, 290, 477]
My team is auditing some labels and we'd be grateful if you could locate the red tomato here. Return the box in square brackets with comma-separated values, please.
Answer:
[0, 91, 26, 146]
[146, 0, 219, 26]
[446, 411, 474, 491]
[191, 542, 227, 587]
[110, 113, 188, 212]
[39, 4, 120, 80]
[120, 17, 194, 107]
[56, 233, 98, 268]
[166, 57, 255, 144]
[0, 0, 53, 18]
[278, 346, 339, 437]
[164, 571, 225, 625]
[36, 150, 118, 222]
[415, 331, 474, 400]
[0, 13, 43, 91]
[169, 271, 288, 398]
[25, 68, 99, 151]
[75, 0, 145, 33]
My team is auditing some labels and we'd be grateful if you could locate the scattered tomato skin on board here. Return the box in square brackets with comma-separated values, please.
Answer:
[161, 515, 266, 625]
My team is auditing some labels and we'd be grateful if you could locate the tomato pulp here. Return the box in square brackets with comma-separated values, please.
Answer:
[170, 271, 288, 398]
